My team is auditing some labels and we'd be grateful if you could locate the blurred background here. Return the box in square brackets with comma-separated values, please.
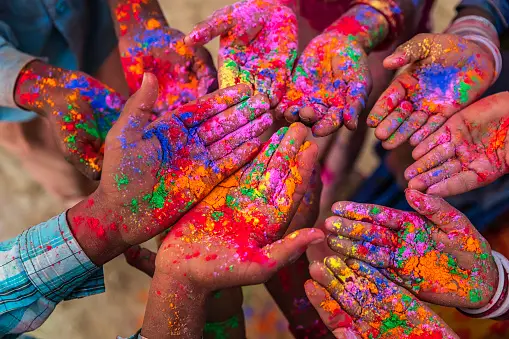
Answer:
[0, 0, 458, 337]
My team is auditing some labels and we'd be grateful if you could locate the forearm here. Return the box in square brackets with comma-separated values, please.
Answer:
[142, 272, 207, 339]
[67, 192, 129, 266]
[265, 255, 333, 338]
[204, 288, 246, 339]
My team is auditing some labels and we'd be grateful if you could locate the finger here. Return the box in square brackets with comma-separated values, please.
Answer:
[331, 201, 412, 230]
[115, 72, 158, 136]
[184, 6, 235, 46]
[172, 84, 252, 127]
[284, 105, 302, 123]
[198, 94, 270, 145]
[426, 171, 483, 198]
[404, 142, 455, 180]
[404, 189, 472, 233]
[343, 87, 369, 131]
[304, 280, 355, 332]
[411, 125, 452, 161]
[327, 235, 391, 268]
[208, 113, 272, 160]
[325, 217, 397, 248]
[383, 34, 433, 69]
[381, 111, 428, 150]
[367, 79, 405, 127]
[409, 114, 448, 146]
[308, 261, 363, 317]
[407, 159, 462, 192]
[312, 106, 344, 137]
[264, 122, 309, 197]
[374, 101, 413, 141]
[300, 106, 320, 125]
[215, 138, 263, 179]
[268, 72, 288, 108]
[261, 228, 325, 276]
[124, 245, 157, 277]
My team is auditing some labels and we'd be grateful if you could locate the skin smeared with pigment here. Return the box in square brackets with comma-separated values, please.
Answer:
[185, 0, 298, 107]
[326, 189, 498, 309]
[14, 61, 125, 179]
[369, 33, 496, 149]
[276, 4, 388, 136]
[112, 0, 217, 113]
[141, 124, 325, 339]
[309, 257, 459, 339]
[67, 77, 274, 267]
[405, 92, 509, 197]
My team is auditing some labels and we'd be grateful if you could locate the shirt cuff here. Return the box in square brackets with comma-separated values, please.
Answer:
[0, 39, 39, 109]
[18, 212, 105, 303]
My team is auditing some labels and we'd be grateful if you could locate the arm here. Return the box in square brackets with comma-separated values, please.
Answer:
[204, 289, 246, 339]
[0, 213, 104, 336]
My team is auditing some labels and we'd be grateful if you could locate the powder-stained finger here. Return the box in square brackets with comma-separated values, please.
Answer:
[382, 110, 428, 150]
[405, 142, 455, 181]
[208, 113, 272, 160]
[198, 94, 270, 145]
[409, 114, 448, 146]
[331, 201, 413, 230]
[375, 101, 413, 141]
[327, 235, 391, 268]
[325, 217, 397, 248]
[407, 159, 462, 192]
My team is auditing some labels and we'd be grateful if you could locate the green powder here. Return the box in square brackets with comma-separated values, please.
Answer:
[469, 289, 482, 303]
[115, 174, 129, 190]
[380, 312, 409, 334]
[204, 315, 239, 339]
[211, 211, 224, 222]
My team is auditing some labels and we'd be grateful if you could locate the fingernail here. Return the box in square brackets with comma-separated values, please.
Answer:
[310, 237, 325, 245]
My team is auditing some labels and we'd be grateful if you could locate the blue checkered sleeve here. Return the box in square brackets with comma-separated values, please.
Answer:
[0, 212, 105, 336]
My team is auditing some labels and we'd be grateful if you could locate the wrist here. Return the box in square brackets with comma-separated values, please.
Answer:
[67, 191, 129, 266]
[142, 271, 208, 339]
[324, 4, 389, 53]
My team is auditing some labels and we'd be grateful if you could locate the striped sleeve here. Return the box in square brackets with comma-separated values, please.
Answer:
[0, 212, 105, 335]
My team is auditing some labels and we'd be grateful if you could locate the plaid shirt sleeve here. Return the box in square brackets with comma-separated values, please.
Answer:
[0, 212, 105, 336]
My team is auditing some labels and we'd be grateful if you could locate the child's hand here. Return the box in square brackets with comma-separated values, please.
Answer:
[14, 61, 125, 180]
[326, 189, 498, 308]
[155, 123, 324, 291]
[305, 257, 459, 339]
[114, 1, 217, 113]
[68, 74, 273, 265]
[369, 33, 496, 149]
[276, 32, 371, 136]
[405, 92, 509, 197]
[184, 0, 298, 107]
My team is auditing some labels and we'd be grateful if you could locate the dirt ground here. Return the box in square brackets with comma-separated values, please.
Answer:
[0, 0, 457, 338]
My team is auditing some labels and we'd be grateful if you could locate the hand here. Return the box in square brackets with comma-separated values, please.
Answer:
[276, 32, 371, 136]
[114, 1, 217, 113]
[326, 189, 498, 308]
[14, 61, 125, 179]
[405, 92, 509, 197]
[369, 33, 496, 149]
[185, 0, 298, 107]
[155, 123, 324, 291]
[68, 74, 273, 265]
[306, 257, 459, 339]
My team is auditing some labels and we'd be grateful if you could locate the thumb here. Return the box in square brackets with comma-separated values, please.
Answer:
[124, 245, 157, 277]
[114, 72, 158, 135]
[262, 228, 325, 274]
[383, 34, 432, 69]
[405, 189, 469, 233]
[304, 279, 354, 336]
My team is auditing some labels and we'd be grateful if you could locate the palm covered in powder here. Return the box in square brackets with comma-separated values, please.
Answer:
[70, 75, 273, 249]
[369, 33, 496, 149]
[277, 32, 371, 136]
[184, 0, 298, 107]
[14, 61, 125, 180]
[155, 123, 324, 291]
[406, 92, 509, 197]
[306, 257, 458, 339]
[114, 1, 217, 113]
[326, 189, 497, 308]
